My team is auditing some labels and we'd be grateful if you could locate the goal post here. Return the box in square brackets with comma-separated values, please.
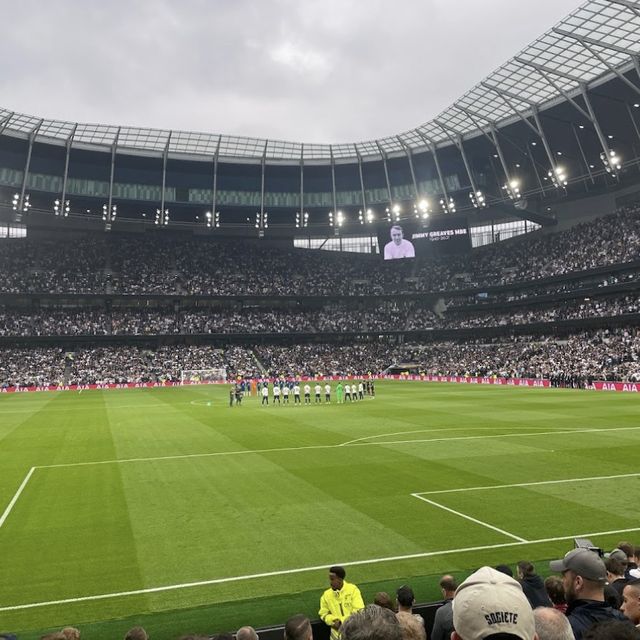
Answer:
[180, 368, 227, 385]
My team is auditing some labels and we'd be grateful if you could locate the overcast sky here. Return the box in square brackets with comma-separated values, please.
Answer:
[2, 0, 582, 144]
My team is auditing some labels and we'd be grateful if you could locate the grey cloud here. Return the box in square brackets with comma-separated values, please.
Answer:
[0, 0, 582, 144]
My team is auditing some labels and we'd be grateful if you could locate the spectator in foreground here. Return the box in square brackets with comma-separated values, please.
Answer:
[518, 561, 552, 609]
[319, 566, 365, 640]
[237, 628, 259, 640]
[621, 579, 640, 628]
[549, 548, 628, 639]
[451, 566, 537, 640]
[606, 557, 628, 604]
[341, 605, 402, 640]
[544, 575, 568, 614]
[374, 592, 395, 612]
[533, 607, 574, 640]
[284, 614, 313, 640]
[430, 575, 457, 640]
[395, 611, 426, 640]
[582, 620, 640, 639]
[124, 627, 148, 640]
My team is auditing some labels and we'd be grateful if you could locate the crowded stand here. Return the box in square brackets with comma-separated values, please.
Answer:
[1, 292, 638, 337]
[2, 328, 639, 388]
[0, 204, 639, 297]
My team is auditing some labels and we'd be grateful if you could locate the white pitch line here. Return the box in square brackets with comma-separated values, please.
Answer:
[411, 493, 528, 542]
[0, 467, 36, 530]
[416, 472, 640, 496]
[35, 424, 640, 469]
[348, 425, 640, 448]
[3, 525, 640, 613]
[338, 424, 603, 447]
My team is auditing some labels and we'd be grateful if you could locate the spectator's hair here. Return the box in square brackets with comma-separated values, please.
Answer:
[211, 634, 235, 640]
[373, 592, 395, 611]
[439, 576, 458, 592]
[390, 225, 403, 234]
[544, 575, 566, 605]
[395, 612, 426, 640]
[606, 557, 626, 576]
[329, 566, 346, 579]
[494, 564, 514, 577]
[396, 585, 415, 608]
[341, 605, 402, 640]
[583, 620, 640, 640]
[61, 629, 80, 640]
[517, 561, 535, 577]
[40, 634, 66, 640]
[236, 628, 258, 640]
[617, 542, 635, 558]
[284, 614, 312, 640]
[533, 607, 574, 640]
[124, 628, 148, 640]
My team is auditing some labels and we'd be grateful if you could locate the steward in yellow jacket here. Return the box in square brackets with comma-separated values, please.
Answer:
[319, 566, 365, 640]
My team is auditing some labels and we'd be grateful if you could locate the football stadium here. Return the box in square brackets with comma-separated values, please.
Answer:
[1, 1, 640, 639]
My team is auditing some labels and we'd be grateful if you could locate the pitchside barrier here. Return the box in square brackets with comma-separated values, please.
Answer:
[250, 602, 440, 640]
[1, 375, 638, 393]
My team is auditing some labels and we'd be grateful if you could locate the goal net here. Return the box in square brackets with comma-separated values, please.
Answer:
[180, 368, 227, 385]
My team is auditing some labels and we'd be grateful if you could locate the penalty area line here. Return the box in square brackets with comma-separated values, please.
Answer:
[0, 467, 36, 530]
[411, 493, 528, 542]
[3, 526, 640, 612]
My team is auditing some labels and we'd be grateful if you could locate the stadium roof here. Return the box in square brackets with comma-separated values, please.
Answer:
[1, 0, 639, 162]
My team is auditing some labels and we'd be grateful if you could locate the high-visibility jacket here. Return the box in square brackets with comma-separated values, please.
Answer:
[319, 581, 365, 640]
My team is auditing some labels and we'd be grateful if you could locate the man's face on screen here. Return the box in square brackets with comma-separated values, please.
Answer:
[391, 228, 403, 244]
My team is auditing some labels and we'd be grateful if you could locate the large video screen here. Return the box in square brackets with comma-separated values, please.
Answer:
[379, 216, 471, 260]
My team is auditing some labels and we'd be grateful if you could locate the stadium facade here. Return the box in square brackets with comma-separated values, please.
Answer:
[1, 0, 640, 237]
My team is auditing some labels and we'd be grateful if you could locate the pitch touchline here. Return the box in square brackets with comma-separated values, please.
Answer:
[2, 526, 640, 613]
[35, 425, 640, 469]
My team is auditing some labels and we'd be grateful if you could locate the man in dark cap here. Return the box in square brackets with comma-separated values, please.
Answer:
[549, 549, 629, 639]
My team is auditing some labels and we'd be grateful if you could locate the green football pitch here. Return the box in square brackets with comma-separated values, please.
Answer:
[1, 381, 639, 638]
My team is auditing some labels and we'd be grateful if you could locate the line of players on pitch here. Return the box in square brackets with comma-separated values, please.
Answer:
[230, 380, 375, 406]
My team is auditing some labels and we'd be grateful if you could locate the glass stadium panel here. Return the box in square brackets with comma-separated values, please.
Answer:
[74, 124, 119, 146]
[0, 167, 23, 188]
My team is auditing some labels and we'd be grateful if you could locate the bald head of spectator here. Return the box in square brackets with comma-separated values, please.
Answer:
[237, 627, 258, 640]
[533, 607, 573, 640]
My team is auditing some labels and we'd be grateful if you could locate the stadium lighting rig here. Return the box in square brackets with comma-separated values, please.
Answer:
[336, 210, 344, 227]
[548, 166, 568, 188]
[414, 199, 431, 219]
[385, 204, 401, 222]
[205, 210, 220, 228]
[600, 150, 622, 176]
[12, 192, 31, 212]
[439, 196, 456, 214]
[328, 211, 334, 226]
[54, 199, 70, 217]
[103, 204, 117, 221]
[295, 211, 309, 228]
[156, 208, 169, 226]
[502, 179, 522, 202]
[469, 191, 486, 208]
[366, 208, 375, 224]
